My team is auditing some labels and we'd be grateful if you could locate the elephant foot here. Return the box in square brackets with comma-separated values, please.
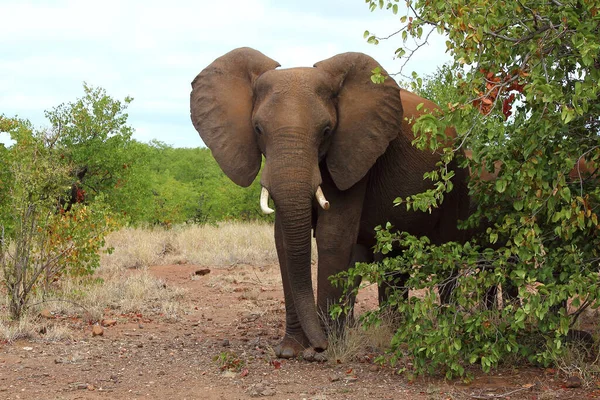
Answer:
[274, 334, 310, 359]
[302, 347, 327, 362]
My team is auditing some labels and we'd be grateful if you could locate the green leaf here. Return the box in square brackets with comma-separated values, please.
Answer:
[495, 179, 507, 193]
[513, 200, 523, 211]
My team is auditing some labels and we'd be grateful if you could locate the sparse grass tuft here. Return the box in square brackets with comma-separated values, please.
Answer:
[0, 315, 39, 342]
[324, 310, 395, 364]
[552, 340, 600, 388]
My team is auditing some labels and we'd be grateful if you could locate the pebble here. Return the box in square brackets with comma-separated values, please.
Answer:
[565, 375, 582, 388]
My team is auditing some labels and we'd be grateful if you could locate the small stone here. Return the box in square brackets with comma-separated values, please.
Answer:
[329, 375, 340, 382]
[195, 268, 211, 276]
[22, 347, 33, 351]
[39, 309, 54, 319]
[92, 325, 104, 337]
[565, 376, 582, 388]
[222, 370, 237, 378]
[87, 384, 95, 391]
[222, 339, 230, 347]
[101, 319, 117, 327]
[369, 365, 380, 372]
[262, 388, 276, 396]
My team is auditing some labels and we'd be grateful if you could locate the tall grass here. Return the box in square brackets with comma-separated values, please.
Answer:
[101, 221, 283, 270]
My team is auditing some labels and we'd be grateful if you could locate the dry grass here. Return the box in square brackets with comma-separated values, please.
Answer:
[0, 314, 40, 342]
[552, 341, 600, 388]
[101, 221, 282, 270]
[324, 312, 396, 364]
[0, 221, 313, 342]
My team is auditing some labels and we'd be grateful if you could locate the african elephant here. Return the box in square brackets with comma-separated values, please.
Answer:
[190, 47, 470, 359]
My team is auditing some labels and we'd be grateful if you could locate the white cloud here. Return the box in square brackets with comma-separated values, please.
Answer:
[0, 0, 451, 147]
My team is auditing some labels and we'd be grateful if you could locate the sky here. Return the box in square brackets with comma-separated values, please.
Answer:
[0, 0, 450, 148]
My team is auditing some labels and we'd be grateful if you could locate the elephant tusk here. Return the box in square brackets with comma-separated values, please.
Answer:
[260, 187, 275, 214]
[315, 186, 330, 210]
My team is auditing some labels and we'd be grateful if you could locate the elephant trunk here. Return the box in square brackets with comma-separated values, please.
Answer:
[273, 181, 328, 351]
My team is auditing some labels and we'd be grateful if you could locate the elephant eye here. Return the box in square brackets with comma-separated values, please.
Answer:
[322, 126, 332, 137]
[254, 124, 263, 135]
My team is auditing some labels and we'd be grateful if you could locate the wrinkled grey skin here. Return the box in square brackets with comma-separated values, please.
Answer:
[190, 47, 469, 359]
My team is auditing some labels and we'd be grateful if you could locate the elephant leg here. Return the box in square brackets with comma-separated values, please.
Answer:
[484, 281, 519, 309]
[325, 244, 371, 334]
[438, 272, 459, 305]
[273, 216, 310, 358]
[315, 176, 367, 333]
[483, 285, 499, 309]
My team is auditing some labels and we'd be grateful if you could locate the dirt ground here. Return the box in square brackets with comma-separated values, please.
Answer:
[1, 263, 599, 400]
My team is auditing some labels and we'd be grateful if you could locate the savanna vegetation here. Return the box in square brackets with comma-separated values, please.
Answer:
[0, 84, 270, 321]
[1, 0, 599, 386]
[335, 0, 600, 380]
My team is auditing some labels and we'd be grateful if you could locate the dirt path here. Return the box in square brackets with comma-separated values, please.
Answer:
[0, 264, 595, 399]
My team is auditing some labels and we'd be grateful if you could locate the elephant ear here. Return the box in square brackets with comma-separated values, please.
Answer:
[315, 53, 403, 191]
[190, 48, 280, 187]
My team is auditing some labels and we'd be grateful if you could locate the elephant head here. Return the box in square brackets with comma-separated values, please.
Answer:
[190, 47, 403, 351]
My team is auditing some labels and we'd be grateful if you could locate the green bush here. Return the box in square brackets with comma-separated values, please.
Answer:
[340, 0, 600, 379]
[0, 116, 118, 319]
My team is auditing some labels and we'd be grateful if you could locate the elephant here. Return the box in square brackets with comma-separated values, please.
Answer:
[190, 47, 470, 359]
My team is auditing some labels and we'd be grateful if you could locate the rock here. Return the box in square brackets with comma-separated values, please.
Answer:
[73, 382, 88, 390]
[369, 364, 380, 372]
[329, 375, 340, 382]
[92, 325, 104, 337]
[222, 370, 237, 378]
[565, 375, 582, 388]
[195, 268, 211, 276]
[248, 383, 276, 397]
[22, 347, 33, 351]
[101, 319, 117, 327]
[222, 339, 230, 347]
[39, 309, 54, 319]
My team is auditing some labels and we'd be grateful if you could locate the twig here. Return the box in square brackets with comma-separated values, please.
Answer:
[28, 298, 91, 315]
[469, 383, 535, 399]
[569, 297, 591, 328]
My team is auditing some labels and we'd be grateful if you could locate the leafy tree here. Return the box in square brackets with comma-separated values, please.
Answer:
[44, 83, 142, 216]
[0, 116, 117, 319]
[142, 145, 270, 225]
[340, 0, 600, 378]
